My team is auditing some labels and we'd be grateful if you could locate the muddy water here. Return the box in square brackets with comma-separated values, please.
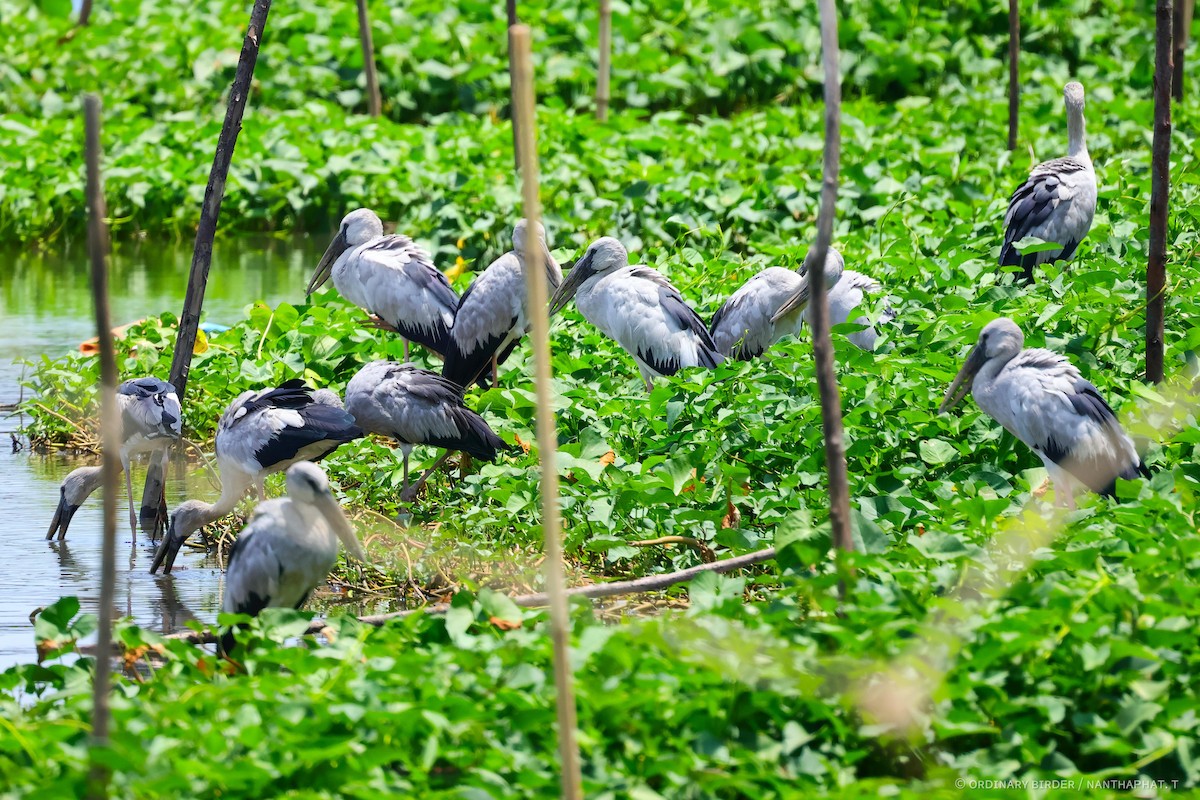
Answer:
[0, 235, 328, 669]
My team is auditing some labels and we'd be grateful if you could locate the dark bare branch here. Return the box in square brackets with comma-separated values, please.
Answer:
[1008, 0, 1020, 150]
[809, 0, 853, 554]
[1148, 0, 1173, 383]
[140, 0, 273, 528]
[356, 0, 382, 116]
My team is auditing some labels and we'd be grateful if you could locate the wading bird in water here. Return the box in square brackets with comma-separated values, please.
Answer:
[939, 317, 1146, 508]
[47, 377, 181, 541]
[306, 209, 459, 359]
[150, 380, 361, 574]
[441, 219, 563, 388]
[219, 461, 366, 654]
[549, 236, 723, 391]
[999, 81, 1096, 282]
[344, 361, 506, 501]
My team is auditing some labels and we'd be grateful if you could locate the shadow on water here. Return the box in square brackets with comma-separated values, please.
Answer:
[0, 234, 358, 669]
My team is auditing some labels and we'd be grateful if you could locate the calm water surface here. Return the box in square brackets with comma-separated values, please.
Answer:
[0, 235, 330, 668]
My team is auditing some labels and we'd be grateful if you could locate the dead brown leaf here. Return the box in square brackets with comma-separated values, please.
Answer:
[489, 616, 522, 631]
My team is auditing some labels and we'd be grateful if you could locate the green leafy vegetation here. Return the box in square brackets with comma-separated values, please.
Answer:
[5, 0, 1200, 793]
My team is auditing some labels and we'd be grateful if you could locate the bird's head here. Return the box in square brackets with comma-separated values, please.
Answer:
[939, 318, 1024, 413]
[549, 236, 628, 316]
[306, 209, 383, 295]
[149, 499, 213, 575]
[286, 462, 367, 563]
[511, 218, 546, 255]
[771, 246, 845, 323]
[1064, 81, 1086, 112]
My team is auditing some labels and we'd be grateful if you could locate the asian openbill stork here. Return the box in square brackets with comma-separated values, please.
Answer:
[939, 317, 1146, 508]
[441, 219, 563, 388]
[47, 377, 181, 540]
[548, 236, 723, 391]
[150, 379, 361, 574]
[306, 209, 459, 359]
[999, 81, 1096, 282]
[219, 461, 366, 654]
[344, 361, 507, 502]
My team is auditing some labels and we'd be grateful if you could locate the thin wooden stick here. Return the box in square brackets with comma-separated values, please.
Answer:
[506, 0, 521, 170]
[78, 0, 93, 26]
[509, 24, 584, 800]
[596, 0, 612, 121]
[1148, 0, 1173, 383]
[355, 0, 382, 117]
[1008, 0, 1019, 150]
[140, 0, 273, 528]
[83, 93, 120, 800]
[808, 0, 853, 554]
[1174, 0, 1194, 101]
[157, 547, 779, 646]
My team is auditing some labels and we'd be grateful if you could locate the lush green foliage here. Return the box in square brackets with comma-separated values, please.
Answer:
[6, 0, 1200, 794]
[0, 0, 1181, 243]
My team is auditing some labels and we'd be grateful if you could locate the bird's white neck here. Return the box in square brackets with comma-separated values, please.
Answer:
[1066, 105, 1088, 161]
[208, 472, 252, 522]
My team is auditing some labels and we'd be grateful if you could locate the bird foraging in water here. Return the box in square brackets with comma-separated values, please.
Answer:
[549, 236, 723, 391]
[939, 318, 1146, 508]
[999, 81, 1096, 282]
[150, 380, 361, 574]
[219, 461, 365, 655]
[345, 361, 507, 502]
[47, 377, 181, 541]
[442, 219, 563, 389]
[306, 209, 459, 359]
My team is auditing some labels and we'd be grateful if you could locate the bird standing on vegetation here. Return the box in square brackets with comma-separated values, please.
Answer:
[939, 318, 1145, 508]
[999, 81, 1096, 282]
[306, 209, 459, 359]
[150, 380, 361, 574]
[442, 219, 563, 388]
[549, 237, 723, 391]
[47, 377, 181, 541]
[712, 248, 865, 358]
[219, 461, 365, 654]
[344, 360, 507, 502]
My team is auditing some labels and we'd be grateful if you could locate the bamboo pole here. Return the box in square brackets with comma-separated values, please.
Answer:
[1174, 0, 1194, 100]
[140, 0, 273, 529]
[509, 24, 584, 800]
[155, 546, 779, 646]
[808, 0, 853, 553]
[1148, 0, 1173, 383]
[83, 93, 120, 800]
[596, 0, 612, 121]
[355, 0, 383, 117]
[1007, 0, 1019, 150]
[506, 0, 521, 170]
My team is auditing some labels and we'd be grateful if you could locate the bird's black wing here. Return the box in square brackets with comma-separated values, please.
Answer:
[999, 158, 1088, 271]
[253, 402, 363, 469]
[660, 288, 724, 369]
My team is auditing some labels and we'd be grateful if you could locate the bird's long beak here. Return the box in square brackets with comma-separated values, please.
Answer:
[46, 496, 78, 540]
[149, 517, 184, 575]
[306, 229, 349, 296]
[771, 276, 813, 324]
[543, 243, 562, 290]
[316, 492, 366, 563]
[939, 345, 987, 414]
[549, 252, 594, 316]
